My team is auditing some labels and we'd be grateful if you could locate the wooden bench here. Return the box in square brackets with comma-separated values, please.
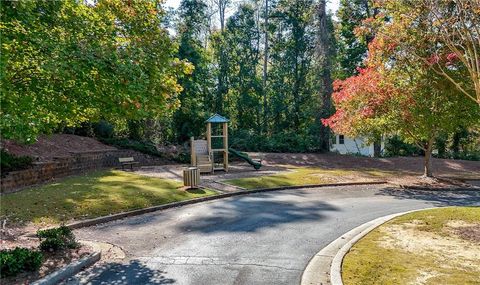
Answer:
[118, 157, 139, 170]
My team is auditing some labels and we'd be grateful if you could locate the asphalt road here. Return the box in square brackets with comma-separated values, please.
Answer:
[71, 185, 480, 285]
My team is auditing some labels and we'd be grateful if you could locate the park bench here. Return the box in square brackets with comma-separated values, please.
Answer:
[118, 157, 139, 170]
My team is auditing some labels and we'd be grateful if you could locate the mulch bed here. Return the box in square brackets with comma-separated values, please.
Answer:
[2, 134, 117, 162]
[391, 176, 480, 191]
[1, 225, 92, 285]
[257, 152, 480, 179]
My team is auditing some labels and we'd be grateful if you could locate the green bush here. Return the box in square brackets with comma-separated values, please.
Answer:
[100, 138, 158, 155]
[93, 120, 115, 138]
[0, 247, 43, 277]
[230, 130, 319, 153]
[37, 226, 78, 252]
[1, 149, 33, 175]
[383, 136, 422, 157]
[99, 138, 164, 158]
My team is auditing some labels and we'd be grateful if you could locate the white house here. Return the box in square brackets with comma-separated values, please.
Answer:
[330, 134, 384, 157]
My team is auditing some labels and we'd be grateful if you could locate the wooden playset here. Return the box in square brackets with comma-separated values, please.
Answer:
[190, 114, 262, 174]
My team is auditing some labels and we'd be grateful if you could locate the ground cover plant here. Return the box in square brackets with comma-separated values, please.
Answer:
[0, 247, 43, 278]
[342, 207, 480, 285]
[0, 170, 216, 226]
[37, 226, 78, 252]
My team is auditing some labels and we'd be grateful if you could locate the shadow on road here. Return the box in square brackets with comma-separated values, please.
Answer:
[85, 260, 175, 285]
[177, 192, 338, 233]
[376, 187, 480, 206]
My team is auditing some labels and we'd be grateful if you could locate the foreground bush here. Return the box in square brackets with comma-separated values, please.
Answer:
[37, 225, 78, 252]
[0, 247, 43, 277]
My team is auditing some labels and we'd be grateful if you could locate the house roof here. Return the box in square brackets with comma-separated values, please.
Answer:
[206, 114, 229, 123]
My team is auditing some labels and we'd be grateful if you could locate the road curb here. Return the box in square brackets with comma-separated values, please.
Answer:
[20, 181, 387, 237]
[32, 252, 101, 285]
[301, 207, 442, 285]
[396, 184, 480, 191]
[65, 181, 387, 230]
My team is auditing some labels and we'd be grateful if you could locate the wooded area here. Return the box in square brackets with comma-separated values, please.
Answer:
[1, 0, 479, 176]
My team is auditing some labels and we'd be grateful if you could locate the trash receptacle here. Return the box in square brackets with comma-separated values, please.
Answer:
[183, 167, 200, 188]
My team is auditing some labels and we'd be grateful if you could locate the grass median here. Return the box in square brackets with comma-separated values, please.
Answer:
[224, 167, 394, 189]
[1, 170, 216, 227]
[342, 207, 480, 285]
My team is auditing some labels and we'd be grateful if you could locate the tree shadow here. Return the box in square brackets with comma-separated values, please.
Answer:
[81, 260, 175, 285]
[376, 187, 480, 206]
[177, 192, 338, 233]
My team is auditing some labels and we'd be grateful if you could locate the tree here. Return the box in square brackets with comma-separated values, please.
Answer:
[315, 0, 336, 151]
[0, 0, 190, 142]
[173, 0, 213, 142]
[224, 4, 262, 130]
[419, 0, 480, 105]
[211, 0, 232, 113]
[262, 0, 269, 132]
[323, 1, 479, 177]
[334, 0, 372, 79]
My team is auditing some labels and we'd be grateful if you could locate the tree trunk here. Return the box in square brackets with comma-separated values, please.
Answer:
[316, 0, 333, 151]
[373, 140, 381, 157]
[262, 0, 268, 134]
[423, 138, 434, 177]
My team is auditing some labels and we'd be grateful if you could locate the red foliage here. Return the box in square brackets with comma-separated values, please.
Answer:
[323, 67, 397, 135]
[427, 54, 440, 65]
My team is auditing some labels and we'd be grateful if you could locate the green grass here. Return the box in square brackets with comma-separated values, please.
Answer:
[224, 167, 395, 189]
[342, 207, 480, 285]
[1, 170, 216, 226]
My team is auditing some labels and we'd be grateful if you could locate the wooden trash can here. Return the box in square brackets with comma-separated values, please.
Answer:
[183, 167, 200, 188]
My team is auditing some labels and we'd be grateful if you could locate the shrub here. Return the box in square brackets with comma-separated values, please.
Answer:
[37, 225, 78, 252]
[0, 149, 33, 175]
[230, 130, 319, 153]
[0, 247, 43, 277]
[99, 138, 164, 158]
[383, 136, 422, 157]
[93, 120, 115, 138]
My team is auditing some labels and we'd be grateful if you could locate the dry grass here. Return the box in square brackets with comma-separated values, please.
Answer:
[342, 207, 480, 285]
[224, 167, 395, 189]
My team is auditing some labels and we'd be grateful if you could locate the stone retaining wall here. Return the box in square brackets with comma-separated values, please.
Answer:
[1, 149, 168, 194]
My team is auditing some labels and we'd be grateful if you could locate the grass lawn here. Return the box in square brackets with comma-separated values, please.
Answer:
[342, 207, 480, 285]
[1, 170, 216, 226]
[224, 167, 395, 189]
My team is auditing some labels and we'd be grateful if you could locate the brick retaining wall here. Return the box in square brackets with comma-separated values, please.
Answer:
[1, 150, 169, 194]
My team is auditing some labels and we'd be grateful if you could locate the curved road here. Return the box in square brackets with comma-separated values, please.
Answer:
[71, 185, 480, 285]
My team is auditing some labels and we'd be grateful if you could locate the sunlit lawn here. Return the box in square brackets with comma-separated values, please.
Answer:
[342, 207, 480, 285]
[224, 167, 397, 189]
[1, 170, 216, 226]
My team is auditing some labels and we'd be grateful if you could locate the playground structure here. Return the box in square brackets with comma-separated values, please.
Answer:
[190, 114, 262, 174]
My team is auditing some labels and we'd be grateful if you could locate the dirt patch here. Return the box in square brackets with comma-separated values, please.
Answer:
[379, 224, 480, 270]
[454, 225, 480, 243]
[1, 134, 117, 162]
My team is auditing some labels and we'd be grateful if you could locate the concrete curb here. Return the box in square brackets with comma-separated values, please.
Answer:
[64, 181, 387, 230]
[32, 252, 101, 285]
[396, 184, 480, 192]
[20, 181, 387, 237]
[300, 207, 442, 285]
